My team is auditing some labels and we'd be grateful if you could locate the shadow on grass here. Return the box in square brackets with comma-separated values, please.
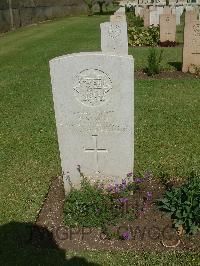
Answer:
[0, 222, 101, 266]
[168, 62, 182, 71]
[93, 11, 115, 16]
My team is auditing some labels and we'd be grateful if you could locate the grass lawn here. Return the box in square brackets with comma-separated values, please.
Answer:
[0, 14, 200, 264]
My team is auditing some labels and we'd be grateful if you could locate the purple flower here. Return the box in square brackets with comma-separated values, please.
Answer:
[114, 184, 119, 193]
[127, 172, 133, 177]
[147, 191, 153, 199]
[121, 179, 127, 190]
[134, 177, 144, 183]
[118, 197, 128, 203]
[122, 179, 127, 185]
[121, 231, 132, 240]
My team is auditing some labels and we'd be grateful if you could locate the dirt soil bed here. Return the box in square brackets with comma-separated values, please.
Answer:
[34, 176, 200, 252]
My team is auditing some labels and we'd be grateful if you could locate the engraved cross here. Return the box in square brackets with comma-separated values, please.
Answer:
[84, 135, 108, 174]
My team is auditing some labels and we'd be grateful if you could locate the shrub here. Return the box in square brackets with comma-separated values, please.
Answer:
[128, 26, 159, 47]
[145, 48, 164, 76]
[189, 64, 200, 76]
[63, 177, 137, 230]
[158, 176, 200, 234]
[126, 11, 144, 28]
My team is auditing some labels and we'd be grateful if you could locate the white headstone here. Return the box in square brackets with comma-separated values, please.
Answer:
[100, 22, 128, 55]
[135, 6, 143, 17]
[157, 6, 164, 16]
[186, 6, 194, 12]
[150, 10, 160, 25]
[172, 7, 181, 25]
[110, 14, 127, 23]
[115, 7, 126, 15]
[50, 53, 134, 193]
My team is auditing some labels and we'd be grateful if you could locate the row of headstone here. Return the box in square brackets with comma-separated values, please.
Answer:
[133, 2, 200, 72]
[123, 0, 200, 6]
[140, 5, 183, 27]
[142, 6, 173, 26]
[49, 7, 134, 193]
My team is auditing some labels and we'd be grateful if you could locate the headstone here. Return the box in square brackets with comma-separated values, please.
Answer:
[157, 6, 164, 16]
[186, 6, 194, 12]
[176, 6, 184, 16]
[182, 20, 200, 72]
[100, 22, 128, 55]
[115, 7, 126, 15]
[110, 14, 127, 23]
[143, 8, 150, 26]
[135, 6, 143, 17]
[169, 0, 177, 5]
[150, 10, 160, 26]
[160, 14, 176, 42]
[185, 10, 198, 24]
[172, 7, 181, 25]
[163, 6, 172, 15]
[49, 53, 134, 192]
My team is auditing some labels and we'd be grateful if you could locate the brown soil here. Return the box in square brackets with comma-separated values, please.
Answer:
[135, 70, 200, 80]
[35, 176, 200, 252]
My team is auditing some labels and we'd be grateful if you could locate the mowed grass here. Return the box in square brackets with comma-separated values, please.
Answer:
[135, 79, 200, 178]
[0, 13, 200, 265]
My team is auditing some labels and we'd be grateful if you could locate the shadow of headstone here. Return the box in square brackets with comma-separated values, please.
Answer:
[168, 62, 182, 71]
[0, 222, 101, 266]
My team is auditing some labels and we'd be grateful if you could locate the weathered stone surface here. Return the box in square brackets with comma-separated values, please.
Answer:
[160, 14, 176, 42]
[110, 13, 126, 23]
[185, 10, 198, 24]
[50, 53, 134, 192]
[182, 20, 200, 72]
[143, 8, 150, 27]
[163, 6, 172, 15]
[172, 7, 182, 25]
[100, 21, 128, 55]
[150, 10, 160, 26]
[115, 6, 126, 15]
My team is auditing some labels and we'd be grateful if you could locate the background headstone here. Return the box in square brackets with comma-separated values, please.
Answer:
[185, 10, 198, 24]
[143, 8, 150, 26]
[160, 14, 176, 42]
[100, 21, 128, 55]
[150, 10, 160, 26]
[182, 20, 200, 72]
[163, 6, 172, 15]
[50, 53, 134, 192]
[110, 14, 126, 22]
[172, 7, 181, 25]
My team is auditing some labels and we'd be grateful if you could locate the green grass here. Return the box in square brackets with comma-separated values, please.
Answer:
[129, 46, 182, 71]
[0, 14, 200, 265]
[135, 79, 200, 178]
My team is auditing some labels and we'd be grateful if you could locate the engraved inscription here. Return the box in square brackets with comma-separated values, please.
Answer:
[65, 111, 131, 134]
[193, 24, 200, 37]
[73, 69, 112, 107]
[166, 16, 170, 22]
[192, 24, 200, 53]
[108, 24, 121, 39]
